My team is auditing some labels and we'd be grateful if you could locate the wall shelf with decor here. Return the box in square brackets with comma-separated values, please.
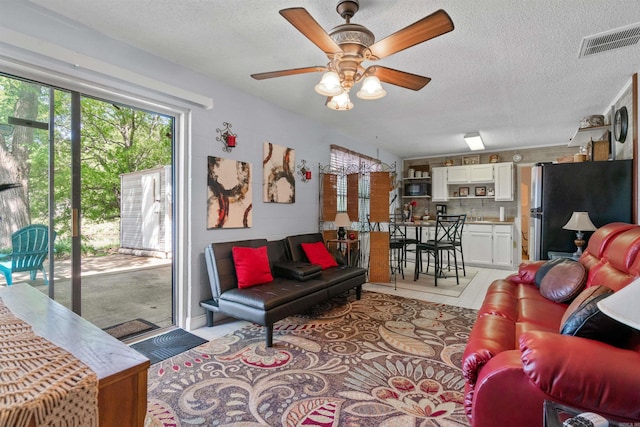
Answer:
[568, 125, 610, 147]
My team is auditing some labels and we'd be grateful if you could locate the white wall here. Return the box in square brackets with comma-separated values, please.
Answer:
[0, 2, 400, 329]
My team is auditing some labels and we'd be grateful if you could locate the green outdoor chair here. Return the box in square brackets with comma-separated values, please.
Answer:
[0, 224, 55, 286]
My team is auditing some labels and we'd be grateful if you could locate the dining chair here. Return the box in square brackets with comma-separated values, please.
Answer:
[413, 214, 464, 286]
[452, 214, 466, 276]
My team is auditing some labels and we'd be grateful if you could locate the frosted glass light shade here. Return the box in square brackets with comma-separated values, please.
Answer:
[597, 277, 640, 330]
[315, 71, 343, 96]
[356, 76, 386, 100]
[327, 91, 353, 111]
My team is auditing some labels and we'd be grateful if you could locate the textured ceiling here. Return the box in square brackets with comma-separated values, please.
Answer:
[25, 0, 640, 157]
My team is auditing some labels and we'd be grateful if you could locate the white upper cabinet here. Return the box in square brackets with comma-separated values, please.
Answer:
[494, 162, 514, 201]
[447, 164, 494, 183]
[469, 164, 494, 182]
[446, 166, 470, 183]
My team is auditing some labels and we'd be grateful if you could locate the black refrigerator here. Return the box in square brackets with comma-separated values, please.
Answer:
[529, 160, 632, 260]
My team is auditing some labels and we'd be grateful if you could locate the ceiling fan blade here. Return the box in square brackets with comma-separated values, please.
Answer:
[368, 9, 454, 60]
[280, 8, 342, 54]
[251, 66, 327, 80]
[369, 66, 431, 91]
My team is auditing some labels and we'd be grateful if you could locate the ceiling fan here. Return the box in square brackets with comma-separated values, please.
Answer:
[251, 0, 454, 110]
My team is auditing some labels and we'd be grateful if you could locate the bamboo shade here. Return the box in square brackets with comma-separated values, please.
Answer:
[369, 171, 390, 223]
[321, 173, 338, 221]
[347, 173, 359, 222]
[369, 231, 390, 283]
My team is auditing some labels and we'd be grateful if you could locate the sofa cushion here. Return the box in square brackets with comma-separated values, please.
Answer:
[301, 242, 338, 269]
[560, 287, 630, 346]
[560, 285, 612, 326]
[232, 246, 273, 289]
[538, 259, 587, 303]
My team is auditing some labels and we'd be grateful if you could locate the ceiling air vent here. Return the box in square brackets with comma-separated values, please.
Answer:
[578, 22, 640, 58]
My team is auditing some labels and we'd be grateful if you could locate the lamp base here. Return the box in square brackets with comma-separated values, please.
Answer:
[338, 227, 346, 240]
[573, 231, 585, 258]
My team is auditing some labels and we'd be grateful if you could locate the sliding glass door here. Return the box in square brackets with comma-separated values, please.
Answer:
[0, 73, 174, 338]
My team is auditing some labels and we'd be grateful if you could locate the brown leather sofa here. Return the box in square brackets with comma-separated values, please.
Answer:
[203, 233, 365, 347]
[462, 222, 640, 426]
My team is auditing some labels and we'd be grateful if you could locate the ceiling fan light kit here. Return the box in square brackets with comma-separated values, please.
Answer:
[327, 91, 354, 111]
[315, 71, 344, 96]
[251, 1, 454, 111]
[356, 76, 386, 100]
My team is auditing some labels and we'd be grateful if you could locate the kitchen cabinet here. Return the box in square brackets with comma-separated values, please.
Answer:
[462, 223, 513, 268]
[447, 166, 470, 183]
[469, 164, 494, 182]
[492, 224, 513, 267]
[431, 167, 448, 201]
[464, 227, 493, 264]
[447, 164, 494, 184]
[494, 162, 514, 201]
[404, 162, 513, 201]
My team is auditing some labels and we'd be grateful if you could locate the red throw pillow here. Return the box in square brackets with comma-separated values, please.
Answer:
[232, 246, 273, 289]
[301, 242, 338, 270]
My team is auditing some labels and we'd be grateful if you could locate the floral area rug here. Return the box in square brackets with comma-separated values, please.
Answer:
[145, 291, 475, 427]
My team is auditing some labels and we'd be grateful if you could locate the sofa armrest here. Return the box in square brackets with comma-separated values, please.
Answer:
[505, 260, 546, 284]
[462, 315, 516, 386]
[273, 261, 321, 281]
[520, 331, 640, 420]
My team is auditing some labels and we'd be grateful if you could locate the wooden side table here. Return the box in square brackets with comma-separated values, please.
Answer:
[0, 284, 149, 427]
[326, 239, 360, 266]
[547, 251, 579, 261]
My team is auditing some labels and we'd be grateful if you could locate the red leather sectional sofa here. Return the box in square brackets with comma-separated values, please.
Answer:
[463, 222, 640, 426]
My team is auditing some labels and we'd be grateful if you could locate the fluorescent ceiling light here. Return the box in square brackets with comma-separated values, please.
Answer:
[464, 132, 485, 151]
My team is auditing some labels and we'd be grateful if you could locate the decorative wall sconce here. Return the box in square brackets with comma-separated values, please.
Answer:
[297, 160, 312, 182]
[216, 121, 237, 152]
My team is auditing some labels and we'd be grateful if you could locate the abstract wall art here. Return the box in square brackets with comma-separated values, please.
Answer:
[207, 156, 252, 229]
[263, 142, 295, 203]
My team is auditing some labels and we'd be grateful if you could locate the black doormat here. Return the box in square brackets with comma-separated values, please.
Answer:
[131, 329, 208, 364]
[103, 318, 159, 340]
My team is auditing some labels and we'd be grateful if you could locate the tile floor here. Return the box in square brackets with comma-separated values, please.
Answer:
[191, 266, 515, 342]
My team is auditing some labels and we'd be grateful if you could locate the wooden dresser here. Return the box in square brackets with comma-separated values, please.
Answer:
[0, 283, 150, 427]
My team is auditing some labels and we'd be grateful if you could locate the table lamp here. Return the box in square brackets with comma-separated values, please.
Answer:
[562, 211, 596, 257]
[597, 277, 640, 331]
[334, 212, 351, 240]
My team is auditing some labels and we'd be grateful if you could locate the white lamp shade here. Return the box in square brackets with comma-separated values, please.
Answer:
[315, 71, 343, 96]
[597, 277, 640, 330]
[334, 212, 351, 228]
[562, 212, 597, 231]
[356, 76, 387, 100]
[327, 92, 353, 111]
[464, 132, 485, 151]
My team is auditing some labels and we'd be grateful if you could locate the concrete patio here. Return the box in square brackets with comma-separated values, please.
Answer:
[0, 254, 173, 333]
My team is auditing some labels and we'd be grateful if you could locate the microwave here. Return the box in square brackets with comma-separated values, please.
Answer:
[404, 182, 428, 196]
